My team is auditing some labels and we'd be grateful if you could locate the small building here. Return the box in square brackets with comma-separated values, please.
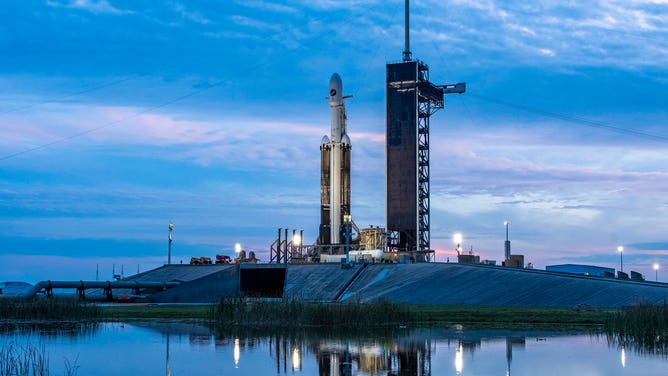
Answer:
[504, 254, 524, 268]
[457, 254, 480, 264]
[546, 264, 615, 277]
[630, 271, 645, 281]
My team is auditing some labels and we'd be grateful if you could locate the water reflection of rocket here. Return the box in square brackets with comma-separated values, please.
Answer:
[319, 73, 352, 245]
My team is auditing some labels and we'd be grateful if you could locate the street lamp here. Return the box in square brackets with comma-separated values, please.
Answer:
[343, 215, 352, 264]
[654, 263, 660, 282]
[235, 243, 241, 254]
[168, 223, 174, 265]
[617, 246, 624, 272]
[453, 233, 463, 255]
[503, 221, 511, 262]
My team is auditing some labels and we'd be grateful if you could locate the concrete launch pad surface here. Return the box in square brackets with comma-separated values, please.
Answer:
[339, 263, 668, 307]
[121, 263, 668, 307]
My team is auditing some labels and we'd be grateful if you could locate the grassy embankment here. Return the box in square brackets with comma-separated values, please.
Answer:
[100, 304, 213, 321]
[2, 296, 665, 334]
[208, 297, 610, 329]
[0, 297, 99, 322]
[94, 300, 610, 328]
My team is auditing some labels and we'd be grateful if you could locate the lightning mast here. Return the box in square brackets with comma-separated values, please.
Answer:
[386, 0, 465, 261]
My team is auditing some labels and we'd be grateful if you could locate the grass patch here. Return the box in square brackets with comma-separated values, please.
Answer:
[99, 304, 213, 321]
[213, 298, 411, 328]
[211, 299, 611, 330]
[409, 305, 611, 327]
[0, 297, 99, 322]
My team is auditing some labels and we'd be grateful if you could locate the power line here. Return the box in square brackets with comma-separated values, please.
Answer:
[0, 74, 146, 115]
[1, 3, 390, 163]
[0, 81, 226, 162]
[467, 93, 668, 143]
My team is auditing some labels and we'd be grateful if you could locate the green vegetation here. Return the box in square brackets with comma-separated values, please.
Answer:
[210, 298, 608, 329]
[99, 304, 212, 321]
[0, 343, 48, 376]
[409, 304, 611, 327]
[213, 297, 412, 328]
[605, 303, 668, 354]
[0, 297, 99, 322]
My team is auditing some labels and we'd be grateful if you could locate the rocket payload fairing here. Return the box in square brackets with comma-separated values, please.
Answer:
[319, 73, 351, 245]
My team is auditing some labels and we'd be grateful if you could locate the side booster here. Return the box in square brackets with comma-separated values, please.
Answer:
[319, 73, 351, 245]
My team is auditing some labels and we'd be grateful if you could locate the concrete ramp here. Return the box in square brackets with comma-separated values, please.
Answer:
[142, 265, 239, 303]
[339, 263, 668, 307]
[89, 264, 236, 302]
[284, 264, 364, 301]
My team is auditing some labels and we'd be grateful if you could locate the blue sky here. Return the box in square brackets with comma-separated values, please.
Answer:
[1, 0, 668, 283]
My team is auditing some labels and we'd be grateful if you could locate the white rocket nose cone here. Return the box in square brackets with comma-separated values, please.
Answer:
[321, 135, 331, 145]
[329, 73, 343, 102]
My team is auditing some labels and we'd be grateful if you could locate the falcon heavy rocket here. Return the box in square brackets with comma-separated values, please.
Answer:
[319, 73, 351, 246]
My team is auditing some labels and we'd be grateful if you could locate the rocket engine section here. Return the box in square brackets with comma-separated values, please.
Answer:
[319, 73, 352, 246]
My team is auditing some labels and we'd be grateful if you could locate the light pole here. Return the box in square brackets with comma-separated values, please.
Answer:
[292, 233, 302, 258]
[503, 221, 511, 262]
[453, 233, 463, 256]
[617, 246, 624, 273]
[343, 215, 352, 264]
[235, 243, 241, 261]
[168, 223, 173, 265]
[654, 263, 659, 282]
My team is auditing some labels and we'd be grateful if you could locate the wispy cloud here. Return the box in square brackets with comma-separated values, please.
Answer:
[46, 0, 133, 15]
[419, 0, 668, 68]
[236, 0, 300, 14]
[172, 3, 210, 25]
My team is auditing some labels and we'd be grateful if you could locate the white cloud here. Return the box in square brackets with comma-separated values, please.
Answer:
[538, 48, 555, 56]
[172, 3, 210, 25]
[236, 1, 300, 14]
[46, 0, 133, 15]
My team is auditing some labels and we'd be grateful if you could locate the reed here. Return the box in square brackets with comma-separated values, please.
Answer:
[0, 342, 49, 376]
[212, 297, 412, 328]
[0, 297, 100, 321]
[605, 302, 668, 354]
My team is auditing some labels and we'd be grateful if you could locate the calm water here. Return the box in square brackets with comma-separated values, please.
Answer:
[1, 322, 666, 375]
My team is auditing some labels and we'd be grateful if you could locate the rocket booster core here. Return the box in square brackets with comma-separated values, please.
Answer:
[320, 73, 352, 245]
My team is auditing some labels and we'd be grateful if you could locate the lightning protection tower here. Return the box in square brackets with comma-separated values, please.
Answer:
[386, 0, 465, 261]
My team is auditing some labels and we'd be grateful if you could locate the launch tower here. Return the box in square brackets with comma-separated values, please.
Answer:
[386, 0, 465, 261]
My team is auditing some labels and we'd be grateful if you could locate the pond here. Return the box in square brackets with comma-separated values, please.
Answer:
[1, 322, 666, 375]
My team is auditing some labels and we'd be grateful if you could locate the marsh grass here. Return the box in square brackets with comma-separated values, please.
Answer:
[0, 342, 49, 376]
[213, 297, 412, 328]
[605, 303, 668, 354]
[0, 297, 100, 322]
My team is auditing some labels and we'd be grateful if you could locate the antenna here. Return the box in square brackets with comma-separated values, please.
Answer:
[402, 0, 411, 61]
